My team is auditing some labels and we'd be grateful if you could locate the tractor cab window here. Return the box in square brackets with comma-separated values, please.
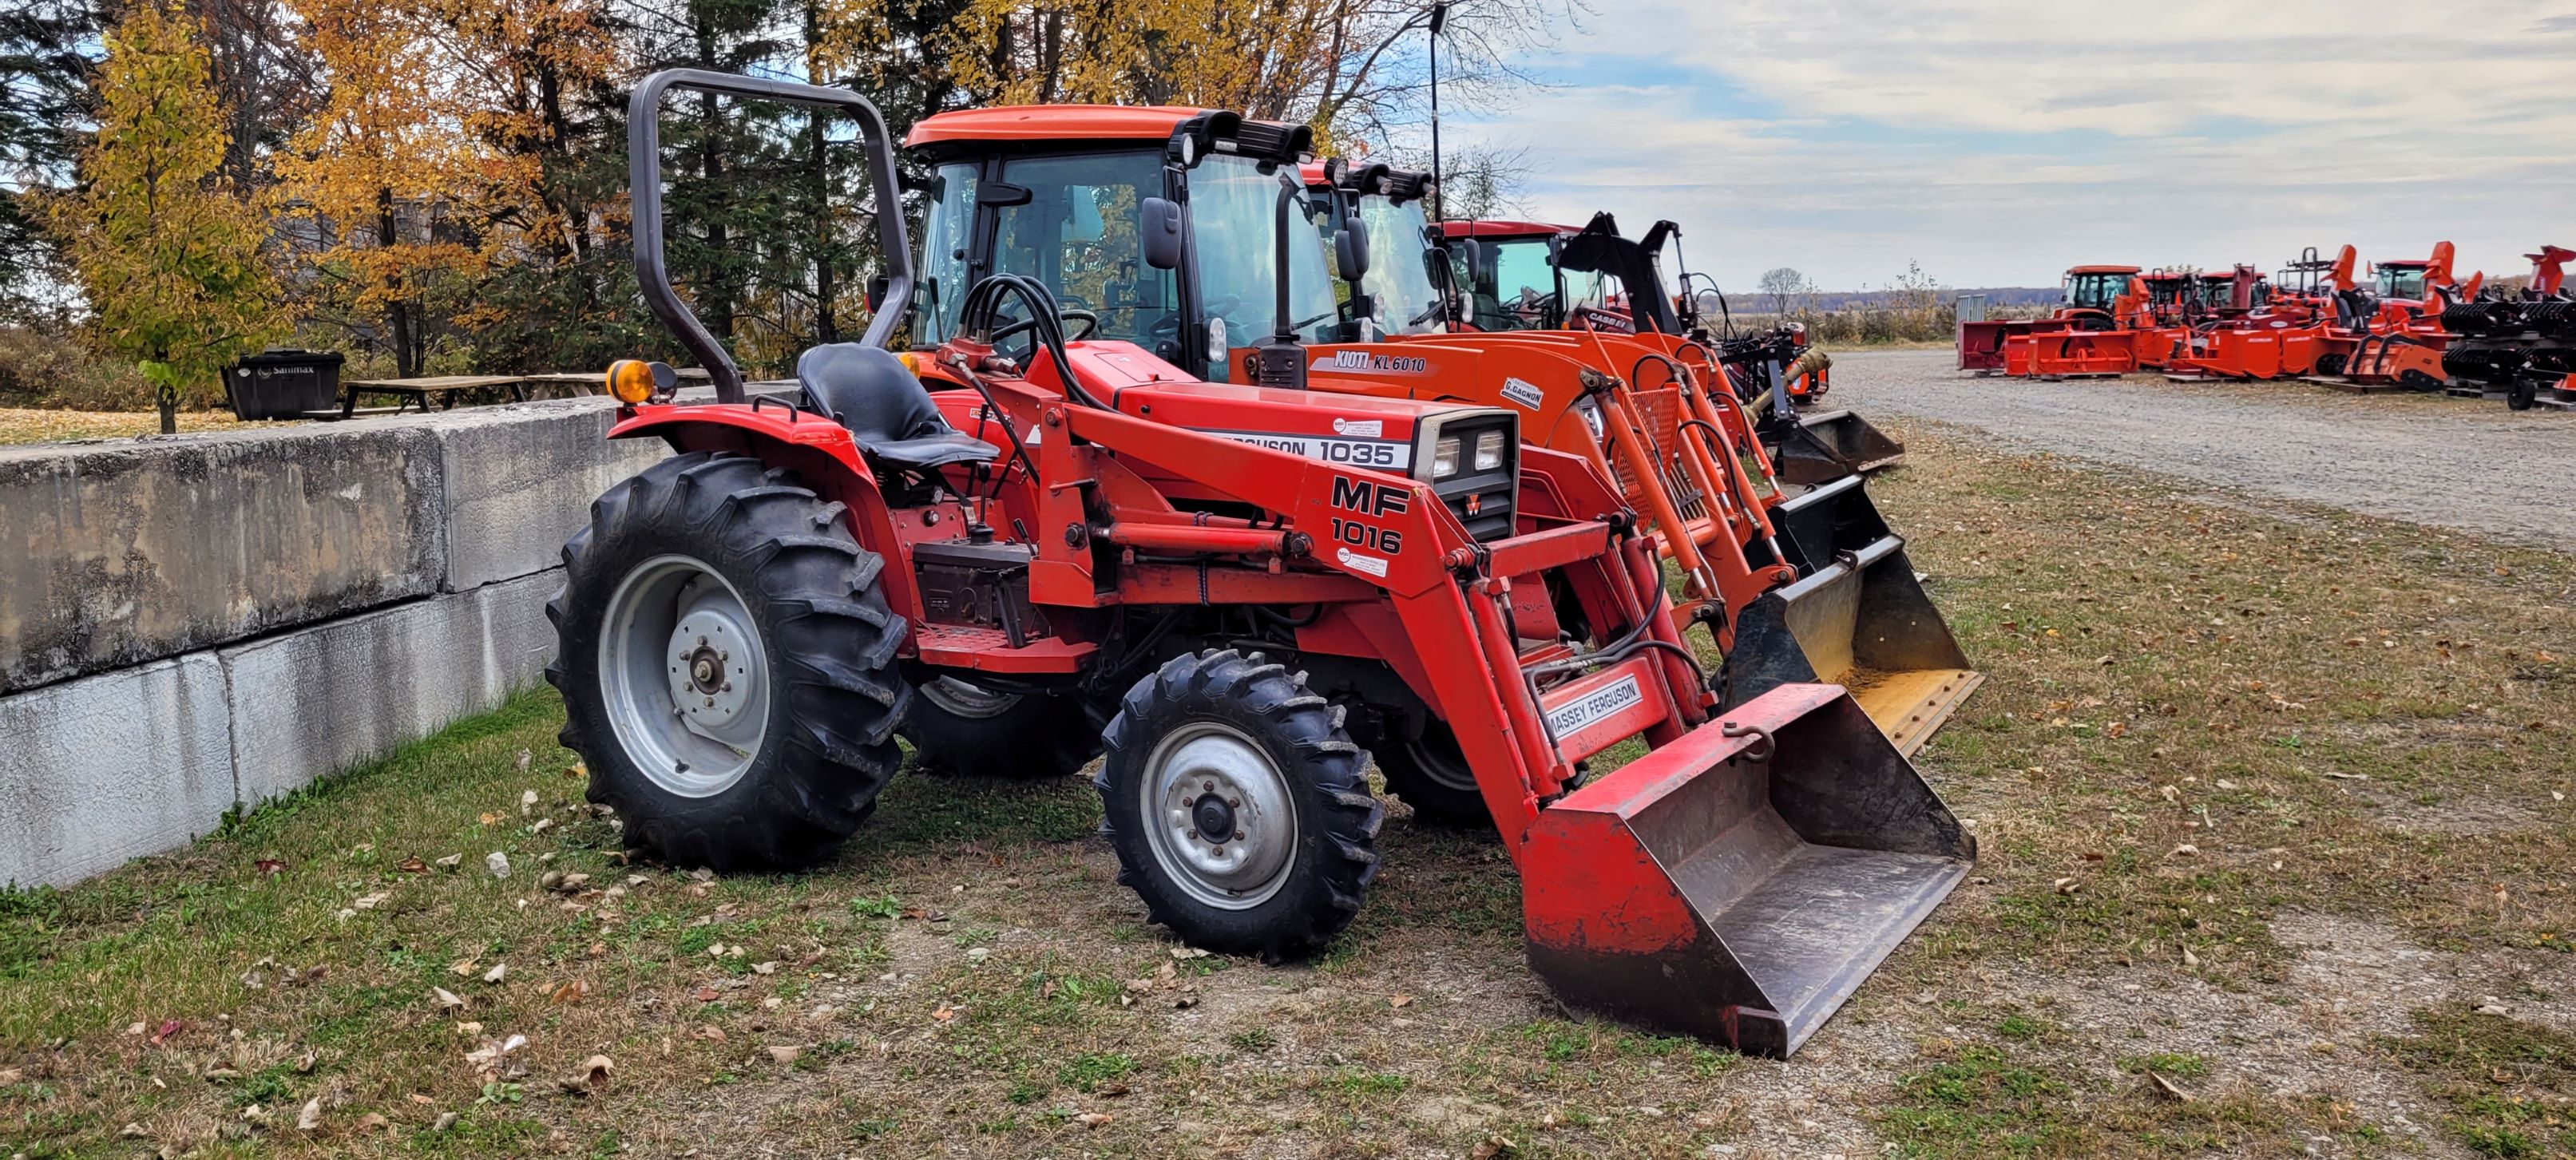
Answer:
[1187, 154, 1340, 380]
[2063, 271, 2130, 311]
[984, 151, 1176, 349]
[1342, 196, 1445, 335]
[2376, 265, 2427, 300]
[1461, 236, 1560, 330]
[911, 162, 979, 344]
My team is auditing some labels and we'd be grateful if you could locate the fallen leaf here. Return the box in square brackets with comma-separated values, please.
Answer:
[692, 987, 721, 1004]
[121, 1122, 149, 1138]
[2182, 947, 2201, 968]
[549, 979, 589, 1005]
[2170, 844, 2199, 858]
[767, 1046, 800, 1064]
[577, 1055, 614, 1085]
[149, 1019, 184, 1045]
[356, 1112, 388, 1134]
[397, 856, 428, 873]
[435, 853, 462, 869]
[481, 963, 506, 984]
[1076, 1111, 1113, 1127]
[449, 959, 478, 978]
[485, 852, 511, 878]
[2053, 877, 2081, 895]
[1170, 947, 1211, 960]
[433, 1111, 458, 1132]
[1388, 995, 1413, 1008]
[2149, 1071, 2195, 1103]
[296, 1096, 323, 1131]
[521, 789, 538, 816]
[751, 961, 778, 976]
[255, 858, 287, 876]
[693, 1025, 725, 1042]
[931, 1004, 957, 1023]
[430, 987, 465, 1011]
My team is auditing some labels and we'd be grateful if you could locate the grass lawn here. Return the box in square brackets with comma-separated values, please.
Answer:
[0, 408, 302, 447]
[4, 423, 2574, 1158]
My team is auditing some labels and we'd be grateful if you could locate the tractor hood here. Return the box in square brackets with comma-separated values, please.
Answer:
[1055, 341, 1512, 477]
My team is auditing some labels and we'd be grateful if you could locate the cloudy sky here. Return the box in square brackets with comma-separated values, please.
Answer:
[1448, 0, 2576, 291]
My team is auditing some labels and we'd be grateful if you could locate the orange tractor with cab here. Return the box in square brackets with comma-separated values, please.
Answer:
[554, 69, 1977, 1058]
[1958, 264, 2178, 378]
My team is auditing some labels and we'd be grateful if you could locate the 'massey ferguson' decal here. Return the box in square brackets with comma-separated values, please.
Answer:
[1544, 675, 1643, 738]
[1200, 429, 1409, 469]
[1317, 350, 1429, 374]
[1499, 376, 1544, 411]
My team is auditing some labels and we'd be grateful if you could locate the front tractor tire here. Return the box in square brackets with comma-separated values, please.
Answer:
[1096, 650, 1382, 960]
[548, 451, 911, 871]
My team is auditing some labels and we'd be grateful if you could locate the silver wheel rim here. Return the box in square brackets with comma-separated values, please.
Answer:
[1139, 722, 1298, 911]
[598, 554, 770, 797]
[920, 676, 1021, 719]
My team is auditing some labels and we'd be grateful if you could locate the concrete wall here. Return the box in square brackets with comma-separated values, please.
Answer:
[0, 398, 667, 888]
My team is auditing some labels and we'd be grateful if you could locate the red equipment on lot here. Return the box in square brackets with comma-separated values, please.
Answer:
[2297, 243, 2479, 393]
[2429, 245, 2576, 410]
[1957, 265, 2181, 378]
[557, 70, 1975, 1058]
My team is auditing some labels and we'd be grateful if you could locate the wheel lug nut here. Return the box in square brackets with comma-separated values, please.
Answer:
[1228, 798, 1240, 808]
[1233, 830, 1246, 841]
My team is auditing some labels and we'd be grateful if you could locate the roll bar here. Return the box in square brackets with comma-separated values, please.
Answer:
[626, 69, 914, 404]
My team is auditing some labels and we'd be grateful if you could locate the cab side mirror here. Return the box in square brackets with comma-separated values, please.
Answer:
[1140, 196, 1183, 270]
[866, 274, 890, 312]
[1334, 222, 1370, 282]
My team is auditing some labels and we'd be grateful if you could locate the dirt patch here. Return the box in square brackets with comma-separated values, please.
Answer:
[1829, 348, 2576, 552]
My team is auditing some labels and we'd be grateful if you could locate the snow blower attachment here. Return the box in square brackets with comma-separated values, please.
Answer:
[1524, 683, 1974, 1055]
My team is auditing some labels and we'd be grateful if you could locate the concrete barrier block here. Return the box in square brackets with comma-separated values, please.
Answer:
[223, 572, 558, 803]
[430, 399, 668, 592]
[0, 654, 235, 888]
[0, 425, 446, 694]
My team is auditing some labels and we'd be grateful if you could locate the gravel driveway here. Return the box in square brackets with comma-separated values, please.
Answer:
[1826, 348, 2576, 549]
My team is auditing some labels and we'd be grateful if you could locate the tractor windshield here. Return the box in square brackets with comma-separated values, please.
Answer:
[2062, 272, 2130, 311]
[2376, 266, 2427, 300]
[1190, 154, 1341, 378]
[1341, 196, 1445, 335]
[994, 152, 1176, 347]
[1457, 236, 1579, 330]
[911, 162, 979, 344]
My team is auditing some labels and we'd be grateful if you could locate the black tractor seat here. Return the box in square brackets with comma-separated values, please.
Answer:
[795, 343, 997, 471]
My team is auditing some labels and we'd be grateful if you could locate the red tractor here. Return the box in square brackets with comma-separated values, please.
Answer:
[558, 69, 1972, 1058]
[1958, 264, 2178, 378]
[2299, 243, 2482, 392]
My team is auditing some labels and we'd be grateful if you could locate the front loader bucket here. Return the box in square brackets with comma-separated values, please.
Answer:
[1766, 408, 1906, 485]
[1522, 683, 1974, 1057]
[1729, 475, 1982, 754]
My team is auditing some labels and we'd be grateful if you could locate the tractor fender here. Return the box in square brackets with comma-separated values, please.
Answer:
[607, 405, 925, 623]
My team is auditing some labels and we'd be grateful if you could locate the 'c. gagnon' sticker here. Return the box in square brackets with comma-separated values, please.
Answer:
[1499, 376, 1544, 410]
[1334, 547, 1389, 578]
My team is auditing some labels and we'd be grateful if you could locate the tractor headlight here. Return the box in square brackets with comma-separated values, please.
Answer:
[1432, 435, 1461, 478]
[1472, 430, 1505, 472]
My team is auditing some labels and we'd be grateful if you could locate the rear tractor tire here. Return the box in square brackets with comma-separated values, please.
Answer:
[1373, 723, 1491, 827]
[1096, 650, 1382, 960]
[548, 451, 911, 872]
[902, 676, 1100, 778]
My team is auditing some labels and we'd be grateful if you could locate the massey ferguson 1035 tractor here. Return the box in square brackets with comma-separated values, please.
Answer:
[555, 70, 1975, 1058]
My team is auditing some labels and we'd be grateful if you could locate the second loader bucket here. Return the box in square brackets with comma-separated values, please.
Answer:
[1727, 474, 1982, 755]
[1521, 683, 1975, 1057]
[1766, 407, 1906, 485]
